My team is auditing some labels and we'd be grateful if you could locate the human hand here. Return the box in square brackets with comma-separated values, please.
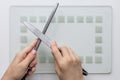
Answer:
[51, 41, 84, 80]
[2, 39, 38, 80]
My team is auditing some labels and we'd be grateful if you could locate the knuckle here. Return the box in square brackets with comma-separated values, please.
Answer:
[59, 62, 66, 70]
[59, 60, 65, 66]
[74, 57, 80, 64]
[60, 58, 73, 67]
[76, 56, 80, 62]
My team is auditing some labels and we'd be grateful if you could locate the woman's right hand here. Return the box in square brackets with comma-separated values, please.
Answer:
[50, 41, 84, 80]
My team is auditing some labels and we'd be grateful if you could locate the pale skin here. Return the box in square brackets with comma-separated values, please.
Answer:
[1, 39, 84, 80]
[1, 39, 38, 80]
[51, 41, 84, 80]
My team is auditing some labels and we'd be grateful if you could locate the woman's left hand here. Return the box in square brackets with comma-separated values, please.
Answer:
[2, 39, 38, 80]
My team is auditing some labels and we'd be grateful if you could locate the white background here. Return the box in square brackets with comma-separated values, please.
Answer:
[0, 0, 120, 80]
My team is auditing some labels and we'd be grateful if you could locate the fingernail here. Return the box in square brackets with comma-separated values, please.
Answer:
[32, 50, 36, 55]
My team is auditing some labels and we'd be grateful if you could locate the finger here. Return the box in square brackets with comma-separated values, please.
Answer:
[28, 67, 36, 76]
[59, 45, 70, 58]
[69, 48, 78, 58]
[68, 48, 80, 63]
[50, 40, 62, 63]
[67, 47, 75, 58]
[21, 50, 37, 67]
[22, 38, 38, 54]
[29, 57, 37, 67]
[15, 38, 38, 63]
[54, 60, 61, 75]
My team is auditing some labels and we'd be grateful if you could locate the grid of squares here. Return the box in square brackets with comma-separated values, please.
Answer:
[20, 16, 103, 23]
[10, 6, 112, 74]
[20, 16, 103, 64]
[94, 16, 103, 64]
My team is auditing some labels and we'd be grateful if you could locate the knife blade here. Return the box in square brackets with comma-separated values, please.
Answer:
[23, 22, 52, 48]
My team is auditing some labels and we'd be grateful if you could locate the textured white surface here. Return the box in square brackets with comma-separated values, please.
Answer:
[0, 0, 120, 80]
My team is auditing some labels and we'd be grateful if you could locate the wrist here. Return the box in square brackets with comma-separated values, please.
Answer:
[59, 75, 84, 80]
[2, 74, 15, 80]
[1, 68, 16, 80]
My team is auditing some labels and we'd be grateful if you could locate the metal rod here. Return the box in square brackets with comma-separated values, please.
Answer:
[34, 3, 59, 50]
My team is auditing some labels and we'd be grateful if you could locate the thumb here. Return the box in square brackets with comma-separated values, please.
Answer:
[21, 50, 37, 67]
